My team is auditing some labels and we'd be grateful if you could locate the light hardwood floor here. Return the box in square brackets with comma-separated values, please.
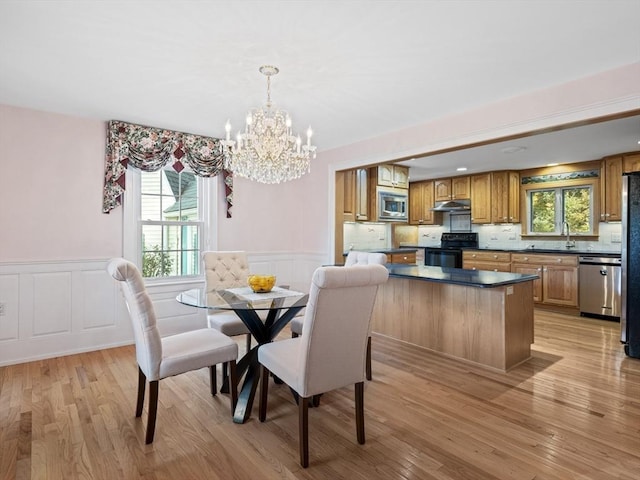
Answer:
[1, 311, 639, 479]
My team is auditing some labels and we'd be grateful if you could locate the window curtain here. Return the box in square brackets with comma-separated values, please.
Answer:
[102, 120, 233, 217]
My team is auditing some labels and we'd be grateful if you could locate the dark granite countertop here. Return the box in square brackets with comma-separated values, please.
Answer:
[463, 247, 621, 257]
[398, 245, 621, 257]
[386, 265, 539, 288]
[343, 248, 418, 256]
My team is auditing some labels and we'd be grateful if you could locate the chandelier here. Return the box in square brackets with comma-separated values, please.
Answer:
[222, 65, 316, 184]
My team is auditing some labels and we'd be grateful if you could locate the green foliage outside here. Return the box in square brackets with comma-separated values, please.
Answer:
[531, 190, 556, 232]
[142, 246, 174, 277]
[530, 187, 591, 234]
[564, 188, 591, 233]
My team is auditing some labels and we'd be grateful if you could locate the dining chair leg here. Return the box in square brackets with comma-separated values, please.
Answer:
[355, 382, 365, 445]
[258, 365, 269, 422]
[228, 361, 238, 412]
[299, 396, 310, 468]
[222, 361, 228, 382]
[366, 336, 372, 381]
[146, 380, 159, 444]
[209, 365, 217, 395]
[136, 367, 146, 417]
[245, 333, 252, 353]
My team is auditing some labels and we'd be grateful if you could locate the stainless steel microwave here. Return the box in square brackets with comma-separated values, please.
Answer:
[378, 189, 408, 221]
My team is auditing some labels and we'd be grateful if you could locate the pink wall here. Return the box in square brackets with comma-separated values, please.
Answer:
[1, 62, 638, 263]
[0, 105, 122, 263]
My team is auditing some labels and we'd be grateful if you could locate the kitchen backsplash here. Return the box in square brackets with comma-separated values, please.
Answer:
[344, 221, 623, 253]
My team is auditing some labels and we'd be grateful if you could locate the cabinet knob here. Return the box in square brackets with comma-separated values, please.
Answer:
[524, 257, 529, 261]
[543, 268, 547, 272]
[538, 268, 542, 272]
[557, 258, 562, 263]
[493, 254, 498, 259]
[403, 256, 408, 260]
[493, 269, 498, 272]
[472, 254, 477, 258]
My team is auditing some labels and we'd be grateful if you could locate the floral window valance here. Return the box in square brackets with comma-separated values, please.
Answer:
[102, 120, 233, 216]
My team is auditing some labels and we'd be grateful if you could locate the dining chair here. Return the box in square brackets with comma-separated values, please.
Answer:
[258, 264, 389, 467]
[203, 251, 253, 353]
[107, 258, 238, 444]
[289, 251, 387, 380]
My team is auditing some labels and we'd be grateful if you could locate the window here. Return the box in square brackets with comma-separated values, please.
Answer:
[124, 166, 216, 280]
[528, 185, 594, 235]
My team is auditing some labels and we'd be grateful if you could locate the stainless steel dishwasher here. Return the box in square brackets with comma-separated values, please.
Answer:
[579, 256, 622, 320]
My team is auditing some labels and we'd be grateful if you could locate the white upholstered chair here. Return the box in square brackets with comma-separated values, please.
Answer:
[258, 264, 389, 467]
[107, 258, 238, 444]
[203, 251, 253, 352]
[289, 251, 387, 380]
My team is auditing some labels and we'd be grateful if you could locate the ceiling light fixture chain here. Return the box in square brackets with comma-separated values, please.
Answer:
[222, 65, 316, 184]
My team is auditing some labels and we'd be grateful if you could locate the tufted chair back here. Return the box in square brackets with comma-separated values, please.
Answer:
[203, 251, 250, 292]
[344, 251, 387, 266]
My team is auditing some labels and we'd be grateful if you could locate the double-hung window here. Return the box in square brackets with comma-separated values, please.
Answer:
[527, 184, 594, 235]
[124, 166, 215, 279]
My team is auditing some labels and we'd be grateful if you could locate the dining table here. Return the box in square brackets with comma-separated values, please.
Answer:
[176, 286, 308, 423]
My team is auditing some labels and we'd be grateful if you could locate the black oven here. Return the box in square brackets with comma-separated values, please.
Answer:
[424, 248, 462, 268]
[424, 233, 478, 269]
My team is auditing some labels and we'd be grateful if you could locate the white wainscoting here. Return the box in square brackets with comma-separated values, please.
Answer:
[0, 252, 325, 366]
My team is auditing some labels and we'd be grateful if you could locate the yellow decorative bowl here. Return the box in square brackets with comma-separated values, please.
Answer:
[247, 274, 276, 293]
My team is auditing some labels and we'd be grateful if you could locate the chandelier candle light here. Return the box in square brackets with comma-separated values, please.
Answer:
[222, 65, 316, 184]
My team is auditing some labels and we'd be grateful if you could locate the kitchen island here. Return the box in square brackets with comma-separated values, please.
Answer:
[371, 265, 538, 372]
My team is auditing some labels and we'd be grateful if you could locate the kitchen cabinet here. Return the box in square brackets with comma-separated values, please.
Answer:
[600, 155, 623, 222]
[354, 168, 369, 221]
[463, 250, 512, 272]
[378, 164, 409, 189]
[409, 180, 441, 225]
[623, 152, 640, 173]
[434, 176, 470, 201]
[511, 253, 578, 307]
[387, 251, 416, 264]
[491, 171, 520, 223]
[342, 168, 369, 221]
[470, 173, 491, 224]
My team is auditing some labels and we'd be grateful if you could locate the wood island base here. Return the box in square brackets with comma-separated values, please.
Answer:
[370, 277, 535, 372]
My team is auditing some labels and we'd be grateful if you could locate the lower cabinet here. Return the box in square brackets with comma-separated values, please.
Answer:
[511, 253, 578, 307]
[387, 251, 416, 264]
[462, 250, 511, 272]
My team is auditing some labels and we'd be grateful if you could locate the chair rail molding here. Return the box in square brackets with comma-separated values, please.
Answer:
[0, 252, 324, 366]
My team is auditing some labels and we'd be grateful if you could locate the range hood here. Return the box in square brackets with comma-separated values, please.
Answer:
[431, 199, 471, 212]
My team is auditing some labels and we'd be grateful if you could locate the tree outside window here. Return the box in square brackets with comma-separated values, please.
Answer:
[140, 169, 202, 278]
[529, 185, 593, 235]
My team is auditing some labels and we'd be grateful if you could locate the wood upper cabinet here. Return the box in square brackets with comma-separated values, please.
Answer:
[354, 168, 369, 221]
[511, 253, 578, 307]
[409, 181, 440, 225]
[341, 168, 369, 221]
[342, 169, 357, 222]
[601, 156, 623, 222]
[434, 176, 470, 201]
[470, 173, 491, 224]
[378, 164, 409, 189]
[623, 152, 640, 173]
[491, 171, 520, 223]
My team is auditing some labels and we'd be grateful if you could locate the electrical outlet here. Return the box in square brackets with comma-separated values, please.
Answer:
[0, 302, 5, 316]
[611, 232, 622, 243]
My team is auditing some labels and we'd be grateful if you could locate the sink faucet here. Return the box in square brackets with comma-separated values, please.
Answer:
[562, 221, 575, 249]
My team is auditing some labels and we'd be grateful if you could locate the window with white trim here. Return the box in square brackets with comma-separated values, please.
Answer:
[527, 184, 594, 235]
[123, 166, 216, 280]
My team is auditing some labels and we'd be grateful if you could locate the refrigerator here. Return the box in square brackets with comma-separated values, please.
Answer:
[621, 172, 640, 358]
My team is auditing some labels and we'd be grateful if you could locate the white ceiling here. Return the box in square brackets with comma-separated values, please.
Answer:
[1, 1, 639, 178]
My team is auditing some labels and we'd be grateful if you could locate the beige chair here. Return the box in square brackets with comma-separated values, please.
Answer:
[203, 251, 253, 352]
[258, 264, 389, 467]
[107, 258, 238, 444]
[289, 251, 387, 380]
